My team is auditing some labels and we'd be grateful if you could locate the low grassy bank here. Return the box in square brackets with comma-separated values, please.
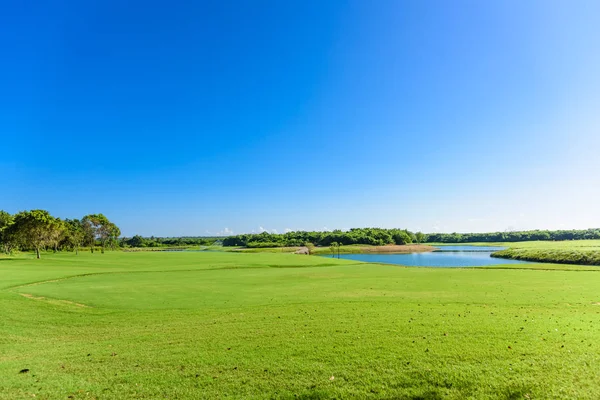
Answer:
[485, 240, 600, 266]
[492, 248, 600, 266]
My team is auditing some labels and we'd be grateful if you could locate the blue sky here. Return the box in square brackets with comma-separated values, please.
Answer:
[2, 0, 599, 236]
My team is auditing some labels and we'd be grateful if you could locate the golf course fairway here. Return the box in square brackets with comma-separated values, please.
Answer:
[1, 251, 599, 399]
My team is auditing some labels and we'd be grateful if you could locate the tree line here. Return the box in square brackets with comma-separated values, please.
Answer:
[222, 227, 600, 248]
[0, 210, 120, 258]
[425, 229, 600, 243]
[222, 228, 426, 247]
[120, 235, 220, 248]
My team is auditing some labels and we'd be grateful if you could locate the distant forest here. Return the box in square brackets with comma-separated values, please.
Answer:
[119, 235, 220, 248]
[3, 210, 599, 255]
[222, 228, 600, 247]
[425, 229, 600, 243]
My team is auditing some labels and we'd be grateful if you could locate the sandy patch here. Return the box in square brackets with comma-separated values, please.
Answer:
[20, 293, 90, 308]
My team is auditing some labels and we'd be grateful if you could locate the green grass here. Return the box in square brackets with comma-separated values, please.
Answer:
[493, 240, 600, 265]
[2, 251, 600, 399]
[493, 248, 600, 265]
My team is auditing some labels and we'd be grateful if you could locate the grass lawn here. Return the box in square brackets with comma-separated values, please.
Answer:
[2, 251, 600, 399]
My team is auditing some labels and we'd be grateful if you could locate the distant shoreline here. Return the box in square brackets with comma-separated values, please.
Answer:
[335, 244, 435, 254]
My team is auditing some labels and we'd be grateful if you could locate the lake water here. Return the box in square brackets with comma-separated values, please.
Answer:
[336, 245, 528, 267]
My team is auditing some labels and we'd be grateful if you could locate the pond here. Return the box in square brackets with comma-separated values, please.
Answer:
[335, 245, 528, 267]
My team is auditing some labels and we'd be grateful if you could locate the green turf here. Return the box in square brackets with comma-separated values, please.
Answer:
[2, 251, 600, 399]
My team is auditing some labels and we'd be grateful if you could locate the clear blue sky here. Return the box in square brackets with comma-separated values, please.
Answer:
[2, 1, 599, 236]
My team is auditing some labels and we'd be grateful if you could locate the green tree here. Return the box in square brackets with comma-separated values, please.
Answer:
[64, 219, 85, 255]
[82, 214, 121, 253]
[415, 232, 426, 244]
[81, 216, 97, 252]
[392, 230, 412, 245]
[10, 210, 59, 259]
[106, 222, 121, 250]
[48, 218, 66, 252]
[0, 211, 15, 254]
[329, 242, 338, 258]
[128, 235, 147, 248]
